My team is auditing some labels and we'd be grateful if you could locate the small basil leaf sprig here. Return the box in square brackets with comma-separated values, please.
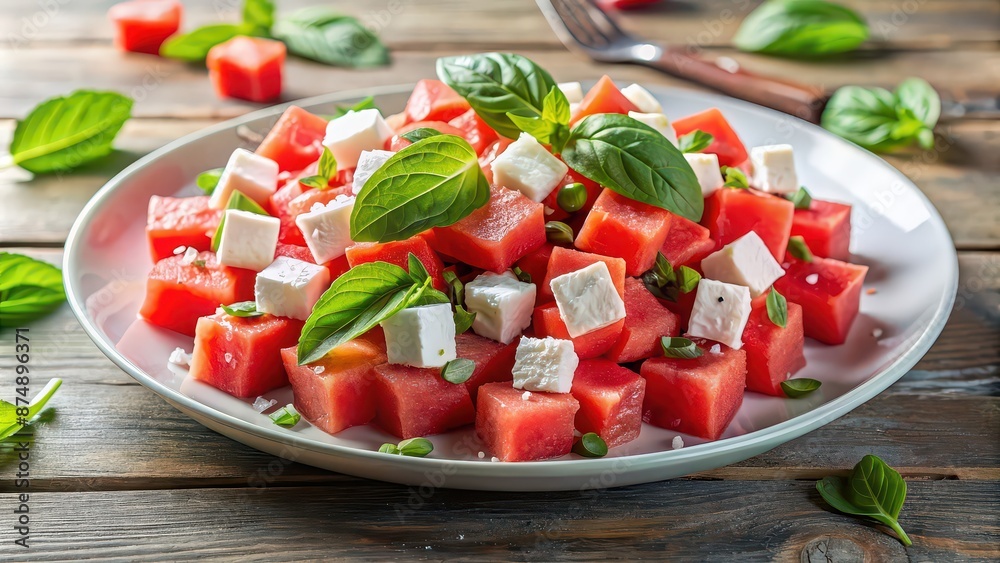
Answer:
[330, 96, 378, 118]
[441, 270, 476, 335]
[642, 252, 701, 302]
[0, 379, 62, 440]
[400, 127, 443, 143]
[211, 190, 271, 252]
[765, 286, 788, 328]
[221, 301, 264, 318]
[269, 404, 301, 427]
[0, 253, 66, 325]
[196, 168, 224, 195]
[822, 78, 940, 153]
[817, 455, 912, 546]
[787, 186, 812, 209]
[678, 130, 713, 154]
[298, 147, 338, 190]
[380, 437, 434, 457]
[508, 86, 573, 152]
[734, 0, 869, 58]
[661, 337, 704, 359]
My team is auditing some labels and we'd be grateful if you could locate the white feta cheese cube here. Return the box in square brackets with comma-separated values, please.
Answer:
[684, 153, 725, 197]
[209, 148, 279, 209]
[628, 111, 678, 146]
[381, 303, 457, 368]
[750, 144, 798, 194]
[490, 133, 569, 203]
[254, 256, 331, 321]
[621, 83, 663, 113]
[558, 81, 584, 104]
[352, 149, 395, 195]
[701, 231, 785, 297]
[322, 109, 393, 169]
[687, 279, 752, 350]
[216, 210, 280, 271]
[465, 271, 536, 344]
[295, 194, 355, 264]
[512, 336, 578, 393]
[549, 262, 626, 338]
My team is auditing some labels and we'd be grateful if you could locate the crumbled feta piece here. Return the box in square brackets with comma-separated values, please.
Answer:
[180, 246, 199, 265]
[216, 209, 280, 271]
[512, 336, 579, 393]
[687, 279, 752, 349]
[701, 231, 785, 297]
[254, 256, 331, 321]
[521, 391, 532, 401]
[628, 111, 678, 146]
[709, 344, 722, 355]
[322, 109, 394, 168]
[750, 144, 798, 194]
[252, 396, 277, 413]
[549, 262, 626, 338]
[168, 347, 192, 367]
[464, 271, 536, 344]
[490, 133, 569, 203]
[209, 148, 279, 209]
[672, 436, 684, 449]
[805, 273, 819, 285]
[295, 194, 355, 264]
[173, 245, 187, 255]
[621, 83, 663, 113]
[352, 149, 395, 194]
[684, 153, 725, 197]
[380, 303, 457, 368]
[558, 81, 584, 104]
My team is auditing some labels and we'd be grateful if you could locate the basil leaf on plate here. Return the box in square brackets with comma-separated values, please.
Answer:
[781, 378, 821, 397]
[676, 266, 701, 294]
[562, 113, 703, 222]
[406, 252, 431, 285]
[273, 8, 389, 68]
[400, 127, 443, 143]
[816, 455, 912, 546]
[269, 404, 301, 427]
[573, 432, 608, 458]
[441, 358, 476, 384]
[160, 24, 249, 61]
[734, 0, 869, 57]
[787, 186, 812, 209]
[787, 235, 814, 262]
[211, 190, 270, 252]
[220, 301, 264, 318]
[299, 146, 338, 190]
[0, 253, 66, 326]
[350, 135, 489, 243]
[331, 96, 378, 118]
[721, 165, 749, 189]
[661, 337, 704, 359]
[196, 168, 224, 194]
[453, 305, 477, 335]
[545, 221, 575, 245]
[7, 90, 132, 174]
[766, 286, 788, 328]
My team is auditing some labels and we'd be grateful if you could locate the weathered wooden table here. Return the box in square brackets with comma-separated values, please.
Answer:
[0, 0, 997, 560]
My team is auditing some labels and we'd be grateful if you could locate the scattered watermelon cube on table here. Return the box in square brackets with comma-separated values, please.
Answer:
[476, 382, 580, 461]
[146, 195, 221, 262]
[533, 303, 623, 359]
[455, 333, 518, 401]
[575, 190, 673, 276]
[255, 106, 329, 173]
[571, 359, 646, 448]
[661, 212, 715, 268]
[189, 311, 303, 398]
[790, 199, 853, 261]
[605, 278, 680, 363]
[672, 108, 749, 167]
[775, 256, 868, 345]
[372, 364, 476, 439]
[701, 188, 794, 261]
[108, 0, 182, 55]
[207, 36, 286, 103]
[346, 236, 447, 290]
[742, 294, 806, 396]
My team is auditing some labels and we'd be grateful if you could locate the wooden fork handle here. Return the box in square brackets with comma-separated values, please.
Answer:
[647, 48, 828, 124]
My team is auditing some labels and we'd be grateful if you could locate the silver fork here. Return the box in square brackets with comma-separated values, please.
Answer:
[537, 0, 828, 123]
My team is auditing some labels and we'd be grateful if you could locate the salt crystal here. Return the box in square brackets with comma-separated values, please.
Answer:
[805, 273, 819, 285]
[458, 534, 465, 540]
[672, 436, 684, 450]
[313, 366, 326, 374]
[521, 391, 531, 401]
[173, 245, 187, 255]
[252, 396, 276, 412]
[709, 344, 722, 355]
[180, 246, 199, 265]
[477, 451, 485, 459]
[224, 352, 233, 364]
[781, 262, 790, 269]
[491, 456, 499, 462]
[872, 328, 883, 338]
[167, 347, 192, 367]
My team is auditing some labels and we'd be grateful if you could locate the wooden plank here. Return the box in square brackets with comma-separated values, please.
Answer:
[0, 481, 996, 561]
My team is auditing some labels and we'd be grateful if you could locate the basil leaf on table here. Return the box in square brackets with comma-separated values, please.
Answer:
[160, 24, 249, 61]
[734, 0, 869, 57]
[0, 379, 62, 441]
[273, 8, 389, 68]
[350, 135, 490, 243]
[816, 455, 912, 546]
[821, 79, 940, 152]
[0, 253, 66, 326]
[562, 113, 703, 222]
[243, 0, 276, 35]
[5, 90, 132, 174]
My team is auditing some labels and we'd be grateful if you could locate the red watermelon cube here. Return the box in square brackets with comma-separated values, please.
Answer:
[346, 236, 446, 291]
[661, 212, 716, 268]
[372, 364, 476, 439]
[448, 109, 499, 155]
[532, 303, 623, 359]
[189, 311, 303, 398]
[605, 277, 680, 363]
[571, 75, 640, 124]
[662, 288, 698, 333]
[672, 108, 749, 167]
[790, 199, 852, 261]
[575, 190, 673, 276]
[255, 106, 329, 173]
[742, 294, 806, 396]
[456, 333, 517, 401]
[514, 242, 553, 299]
[701, 188, 794, 261]
[146, 195, 222, 262]
[206, 36, 286, 103]
[405, 79, 471, 123]
[571, 359, 646, 448]
[539, 246, 626, 304]
[640, 341, 747, 440]
[476, 382, 580, 461]
[108, 0, 182, 55]
[774, 256, 868, 345]
[269, 178, 306, 245]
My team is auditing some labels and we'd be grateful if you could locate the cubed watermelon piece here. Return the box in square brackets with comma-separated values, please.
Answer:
[345, 236, 446, 291]
[286, 183, 354, 218]
[742, 294, 806, 396]
[476, 382, 580, 461]
[661, 212, 715, 268]
[539, 246, 627, 304]
[791, 199, 852, 261]
[640, 341, 747, 440]
[372, 364, 476, 438]
[662, 288, 698, 333]
[269, 179, 306, 245]
[702, 188, 794, 261]
[774, 256, 868, 345]
[405, 79, 471, 124]
[533, 303, 623, 359]
[605, 277, 680, 363]
[431, 186, 546, 273]
[571, 359, 646, 448]
[146, 195, 222, 262]
[479, 137, 514, 185]
[387, 121, 467, 152]
[514, 242, 553, 298]
[571, 75, 640, 124]
[139, 251, 255, 336]
[456, 332, 518, 400]
[206, 36, 286, 103]
[189, 311, 303, 398]
[575, 189, 673, 276]
[448, 109, 499, 155]
[672, 108, 749, 167]
[280, 337, 386, 435]
[109, 0, 182, 55]
[255, 106, 329, 173]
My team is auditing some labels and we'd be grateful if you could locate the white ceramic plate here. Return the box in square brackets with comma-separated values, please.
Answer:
[64, 84, 957, 491]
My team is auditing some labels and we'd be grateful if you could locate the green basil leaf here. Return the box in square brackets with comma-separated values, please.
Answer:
[442, 270, 464, 305]
[298, 262, 418, 365]
[573, 432, 608, 458]
[400, 127, 443, 143]
[781, 378, 821, 397]
[661, 336, 704, 359]
[409, 285, 451, 307]
[512, 266, 531, 284]
[545, 221, 575, 245]
[507, 114, 558, 145]
[221, 301, 263, 318]
[0, 379, 61, 440]
[160, 24, 249, 62]
[273, 8, 389, 68]
[821, 84, 919, 153]
[297, 175, 329, 190]
[8, 90, 132, 174]
[396, 437, 434, 457]
[331, 96, 377, 118]
[895, 78, 940, 129]
[721, 165, 749, 189]
[196, 168, 224, 195]
[269, 404, 301, 427]
[406, 252, 430, 285]
[678, 130, 714, 154]
[0, 253, 66, 326]
[350, 135, 489, 243]
[816, 455, 911, 546]
[787, 186, 812, 209]
[676, 266, 701, 294]
[243, 0, 276, 34]
[454, 304, 477, 335]
[542, 85, 571, 126]
[563, 113, 703, 221]
[766, 286, 788, 328]
[441, 358, 476, 384]
[734, 0, 869, 57]
[316, 146, 337, 180]
[211, 190, 270, 252]
[378, 443, 399, 454]
[787, 235, 814, 262]
[436, 52, 559, 139]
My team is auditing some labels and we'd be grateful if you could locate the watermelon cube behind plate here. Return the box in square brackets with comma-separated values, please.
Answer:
[775, 256, 868, 345]
[571, 359, 646, 448]
[255, 106, 329, 173]
[533, 303, 623, 359]
[791, 199, 852, 261]
[346, 236, 446, 291]
[661, 212, 715, 268]
[146, 195, 221, 262]
[605, 278, 680, 363]
[476, 382, 580, 462]
[640, 341, 747, 440]
[372, 364, 476, 439]
[575, 190, 673, 276]
[456, 333, 518, 401]
[207, 36, 286, 103]
[139, 251, 255, 336]
[189, 312, 303, 398]
[108, 0, 182, 55]
[672, 108, 749, 167]
[742, 294, 806, 396]
[701, 188, 794, 261]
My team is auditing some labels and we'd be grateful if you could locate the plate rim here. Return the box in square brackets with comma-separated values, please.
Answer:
[63, 83, 959, 481]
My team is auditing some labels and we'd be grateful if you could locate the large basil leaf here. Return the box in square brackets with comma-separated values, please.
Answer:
[821, 82, 938, 152]
[243, 0, 275, 34]
[273, 8, 389, 68]
[734, 0, 869, 57]
[350, 135, 490, 242]
[562, 114, 703, 221]
[160, 24, 249, 62]
[816, 455, 912, 546]
[436, 53, 559, 140]
[0, 253, 66, 326]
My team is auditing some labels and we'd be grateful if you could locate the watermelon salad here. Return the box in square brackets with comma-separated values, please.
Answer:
[142, 53, 868, 462]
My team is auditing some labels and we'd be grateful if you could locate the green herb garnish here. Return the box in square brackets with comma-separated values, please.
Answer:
[816, 454, 911, 546]
[400, 127, 443, 143]
[787, 186, 813, 209]
[507, 86, 572, 152]
[0, 379, 62, 441]
[721, 165, 749, 189]
[766, 287, 788, 328]
[676, 265, 702, 294]
[196, 168, 224, 195]
[331, 96, 378, 118]
[297, 146, 337, 190]
[787, 235, 814, 262]
[545, 221, 575, 245]
[211, 190, 271, 252]
[678, 130, 714, 154]
[573, 432, 608, 458]
[269, 404, 301, 427]
[781, 378, 822, 397]
[221, 301, 264, 318]
[661, 337, 704, 359]
[0, 253, 66, 326]
[441, 358, 476, 384]
[453, 305, 477, 335]
[642, 253, 700, 301]
[379, 437, 434, 457]
[273, 8, 389, 68]
[512, 266, 532, 284]
[821, 78, 940, 153]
